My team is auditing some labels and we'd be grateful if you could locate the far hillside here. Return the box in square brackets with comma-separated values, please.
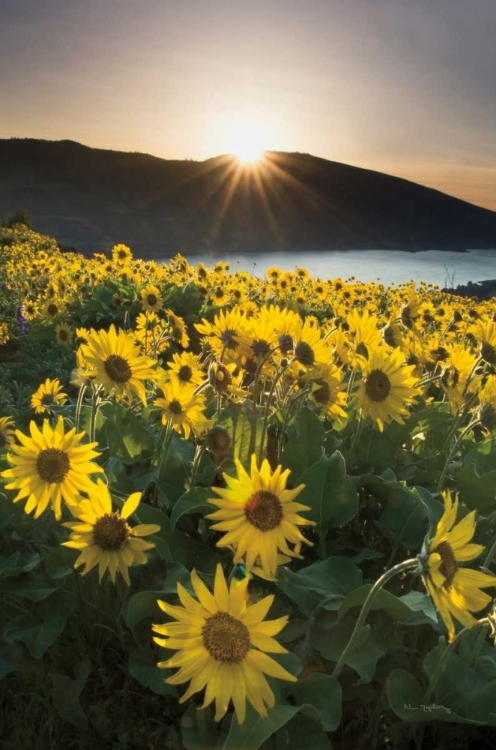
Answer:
[1, 138, 496, 257]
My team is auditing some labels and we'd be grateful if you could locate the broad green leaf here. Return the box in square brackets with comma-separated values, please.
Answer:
[275, 714, 332, 750]
[311, 623, 386, 684]
[50, 659, 91, 730]
[222, 704, 304, 750]
[455, 463, 496, 515]
[281, 407, 325, 482]
[125, 562, 192, 627]
[3, 595, 67, 658]
[0, 642, 44, 679]
[44, 547, 77, 579]
[0, 569, 60, 600]
[298, 452, 358, 534]
[170, 487, 212, 530]
[289, 673, 342, 731]
[276, 556, 362, 617]
[0, 551, 40, 578]
[128, 647, 177, 696]
[386, 669, 426, 721]
[338, 584, 413, 622]
[102, 401, 155, 462]
[181, 704, 223, 750]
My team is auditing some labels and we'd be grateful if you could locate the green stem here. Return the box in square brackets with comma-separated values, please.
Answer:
[347, 412, 363, 470]
[483, 539, 496, 569]
[75, 382, 87, 432]
[469, 622, 490, 668]
[436, 418, 480, 493]
[331, 558, 419, 679]
[89, 385, 102, 443]
[258, 360, 292, 464]
[190, 442, 207, 488]
[423, 619, 489, 703]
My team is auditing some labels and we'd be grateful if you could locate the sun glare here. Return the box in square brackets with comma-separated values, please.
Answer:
[221, 117, 268, 165]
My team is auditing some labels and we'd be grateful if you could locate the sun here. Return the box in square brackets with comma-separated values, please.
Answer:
[221, 117, 268, 165]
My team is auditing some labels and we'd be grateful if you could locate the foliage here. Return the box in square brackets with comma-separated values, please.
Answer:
[1, 228, 496, 749]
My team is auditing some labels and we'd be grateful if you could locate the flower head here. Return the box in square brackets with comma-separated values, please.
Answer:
[153, 563, 297, 724]
[31, 377, 68, 415]
[1, 417, 103, 519]
[62, 480, 160, 584]
[154, 380, 211, 439]
[207, 455, 314, 580]
[78, 324, 157, 405]
[418, 490, 496, 642]
[0, 416, 16, 449]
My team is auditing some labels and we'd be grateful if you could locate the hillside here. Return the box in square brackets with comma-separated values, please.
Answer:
[1, 138, 496, 257]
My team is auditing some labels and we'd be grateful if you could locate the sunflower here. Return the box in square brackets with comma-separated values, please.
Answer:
[152, 563, 297, 724]
[292, 317, 331, 370]
[355, 346, 420, 431]
[0, 416, 15, 449]
[305, 363, 348, 422]
[55, 323, 73, 346]
[79, 324, 157, 405]
[165, 309, 190, 348]
[417, 490, 496, 643]
[478, 375, 496, 432]
[31, 378, 68, 415]
[154, 380, 211, 439]
[195, 308, 250, 365]
[471, 320, 496, 366]
[1, 417, 103, 519]
[440, 343, 479, 413]
[111, 243, 133, 264]
[0, 323, 9, 346]
[207, 454, 314, 580]
[140, 285, 163, 313]
[62, 480, 160, 585]
[165, 351, 205, 388]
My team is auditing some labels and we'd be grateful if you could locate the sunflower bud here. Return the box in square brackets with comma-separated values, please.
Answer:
[205, 425, 232, 459]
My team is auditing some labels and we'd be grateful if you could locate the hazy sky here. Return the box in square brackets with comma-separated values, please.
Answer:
[1, 0, 496, 209]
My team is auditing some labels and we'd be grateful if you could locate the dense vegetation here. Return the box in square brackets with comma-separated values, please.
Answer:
[2, 225, 496, 749]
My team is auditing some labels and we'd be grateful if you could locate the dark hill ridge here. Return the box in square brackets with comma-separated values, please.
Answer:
[1, 138, 496, 257]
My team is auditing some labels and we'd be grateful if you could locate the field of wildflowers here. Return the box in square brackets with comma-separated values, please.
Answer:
[1, 224, 496, 748]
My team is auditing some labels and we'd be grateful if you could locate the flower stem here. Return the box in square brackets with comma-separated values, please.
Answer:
[483, 539, 496, 569]
[75, 382, 87, 431]
[436, 418, 480, 493]
[331, 558, 419, 680]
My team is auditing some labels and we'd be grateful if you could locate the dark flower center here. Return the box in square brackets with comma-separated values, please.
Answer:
[294, 341, 315, 367]
[244, 490, 283, 531]
[441, 366, 459, 389]
[104, 355, 132, 384]
[252, 339, 271, 358]
[58, 329, 69, 341]
[481, 342, 496, 366]
[168, 399, 183, 415]
[147, 294, 158, 306]
[356, 342, 369, 359]
[220, 329, 238, 349]
[176, 365, 193, 383]
[435, 540, 457, 588]
[278, 334, 293, 354]
[202, 612, 251, 663]
[41, 394, 56, 406]
[312, 380, 331, 405]
[209, 364, 232, 392]
[47, 303, 58, 316]
[93, 512, 130, 551]
[36, 448, 70, 483]
[365, 370, 391, 402]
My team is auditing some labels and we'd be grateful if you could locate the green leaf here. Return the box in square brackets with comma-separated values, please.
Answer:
[222, 704, 304, 750]
[101, 401, 155, 462]
[0, 551, 40, 578]
[44, 547, 77, 579]
[281, 407, 325, 482]
[386, 669, 426, 721]
[50, 659, 91, 730]
[275, 714, 332, 750]
[298, 452, 358, 534]
[289, 673, 342, 731]
[0, 642, 44, 679]
[181, 704, 223, 750]
[276, 556, 362, 617]
[0, 568, 60, 600]
[170, 487, 212, 530]
[456, 463, 496, 515]
[3, 595, 67, 658]
[128, 647, 177, 696]
[338, 584, 413, 622]
[125, 562, 192, 627]
[311, 623, 386, 684]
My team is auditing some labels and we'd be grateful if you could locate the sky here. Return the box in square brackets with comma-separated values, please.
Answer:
[1, 0, 496, 210]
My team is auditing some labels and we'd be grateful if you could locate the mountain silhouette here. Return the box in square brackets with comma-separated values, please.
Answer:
[1, 138, 495, 257]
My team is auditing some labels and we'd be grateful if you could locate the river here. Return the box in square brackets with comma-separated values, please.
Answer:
[178, 248, 496, 287]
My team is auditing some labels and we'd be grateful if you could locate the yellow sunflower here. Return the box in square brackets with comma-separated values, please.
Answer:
[140, 285, 163, 313]
[305, 363, 348, 422]
[165, 351, 205, 388]
[207, 454, 315, 580]
[0, 416, 15, 449]
[440, 343, 479, 413]
[55, 323, 73, 346]
[418, 490, 496, 643]
[195, 308, 250, 365]
[62, 480, 160, 585]
[154, 380, 211, 439]
[111, 243, 133, 264]
[78, 324, 157, 405]
[1, 417, 103, 519]
[31, 378, 68, 415]
[152, 563, 297, 724]
[292, 317, 331, 370]
[165, 309, 190, 349]
[355, 346, 420, 431]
